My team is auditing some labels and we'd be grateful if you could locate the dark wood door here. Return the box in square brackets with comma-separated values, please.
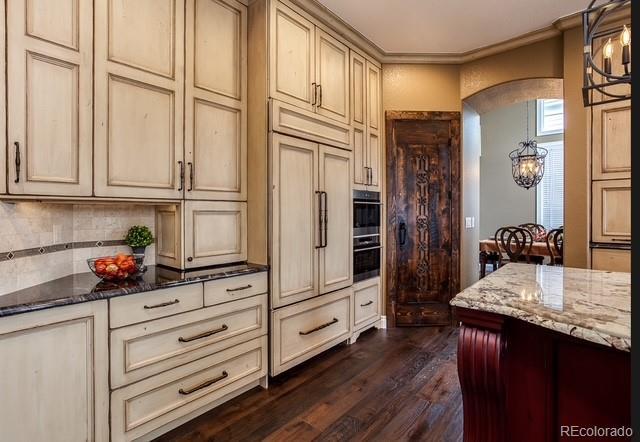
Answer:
[386, 112, 460, 327]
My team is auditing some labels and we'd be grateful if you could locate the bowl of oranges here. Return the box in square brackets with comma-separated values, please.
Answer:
[87, 253, 146, 281]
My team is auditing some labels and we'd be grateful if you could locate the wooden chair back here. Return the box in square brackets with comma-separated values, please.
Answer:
[495, 226, 534, 263]
[518, 223, 546, 241]
[546, 228, 564, 265]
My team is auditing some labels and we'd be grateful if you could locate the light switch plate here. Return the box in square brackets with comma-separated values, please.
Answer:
[465, 217, 475, 229]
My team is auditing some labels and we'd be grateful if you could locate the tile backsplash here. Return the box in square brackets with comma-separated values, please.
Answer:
[0, 202, 156, 295]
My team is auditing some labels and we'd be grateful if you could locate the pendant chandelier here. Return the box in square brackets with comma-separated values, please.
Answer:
[509, 102, 547, 190]
[582, 0, 631, 107]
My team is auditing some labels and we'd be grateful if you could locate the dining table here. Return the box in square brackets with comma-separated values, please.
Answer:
[479, 238, 552, 277]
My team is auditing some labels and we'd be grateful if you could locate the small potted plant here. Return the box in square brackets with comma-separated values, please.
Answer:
[125, 225, 154, 256]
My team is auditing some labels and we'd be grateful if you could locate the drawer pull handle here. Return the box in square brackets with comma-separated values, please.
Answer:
[143, 299, 180, 309]
[178, 324, 229, 343]
[360, 300, 374, 307]
[178, 371, 228, 395]
[299, 318, 338, 336]
[226, 284, 253, 292]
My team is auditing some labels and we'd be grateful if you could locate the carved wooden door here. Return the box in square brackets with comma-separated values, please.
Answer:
[387, 112, 460, 326]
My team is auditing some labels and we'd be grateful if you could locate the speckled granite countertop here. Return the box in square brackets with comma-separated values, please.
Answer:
[0, 263, 268, 318]
[451, 263, 631, 352]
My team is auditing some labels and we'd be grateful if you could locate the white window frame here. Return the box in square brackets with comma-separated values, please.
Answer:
[536, 140, 564, 230]
[536, 99, 564, 136]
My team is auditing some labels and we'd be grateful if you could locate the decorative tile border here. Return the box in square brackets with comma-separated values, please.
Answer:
[1, 240, 128, 262]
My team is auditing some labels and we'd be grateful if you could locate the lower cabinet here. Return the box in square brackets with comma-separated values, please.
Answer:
[111, 336, 267, 442]
[352, 277, 381, 333]
[108, 273, 268, 441]
[592, 248, 631, 272]
[0, 302, 110, 442]
[156, 201, 248, 269]
[270, 287, 352, 376]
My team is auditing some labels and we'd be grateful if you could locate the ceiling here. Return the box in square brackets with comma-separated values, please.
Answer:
[316, 0, 587, 54]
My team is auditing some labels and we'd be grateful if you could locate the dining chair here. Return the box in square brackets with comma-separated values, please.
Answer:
[494, 226, 545, 267]
[518, 223, 547, 241]
[546, 228, 564, 266]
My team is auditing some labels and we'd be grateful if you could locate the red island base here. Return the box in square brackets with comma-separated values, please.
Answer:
[455, 307, 631, 442]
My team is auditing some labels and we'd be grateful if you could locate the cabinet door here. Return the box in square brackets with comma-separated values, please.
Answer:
[592, 179, 631, 243]
[270, 134, 319, 308]
[184, 201, 247, 268]
[350, 52, 367, 187]
[315, 29, 349, 124]
[7, 0, 93, 196]
[365, 61, 382, 191]
[185, 0, 247, 201]
[366, 61, 381, 132]
[94, 0, 184, 199]
[318, 145, 353, 294]
[0, 301, 109, 442]
[592, 100, 631, 180]
[0, 0, 5, 194]
[367, 131, 381, 191]
[269, 2, 315, 111]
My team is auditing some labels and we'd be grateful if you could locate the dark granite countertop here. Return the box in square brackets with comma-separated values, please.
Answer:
[0, 263, 268, 318]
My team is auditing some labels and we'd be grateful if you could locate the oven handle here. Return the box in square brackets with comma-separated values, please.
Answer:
[354, 245, 382, 252]
[353, 200, 382, 205]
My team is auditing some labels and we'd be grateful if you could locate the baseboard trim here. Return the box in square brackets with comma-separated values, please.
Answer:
[380, 315, 387, 329]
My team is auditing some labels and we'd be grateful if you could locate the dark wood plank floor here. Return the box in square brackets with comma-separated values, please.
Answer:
[156, 326, 462, 442]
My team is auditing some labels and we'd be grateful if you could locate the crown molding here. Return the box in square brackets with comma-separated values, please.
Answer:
[288, 0, 630, 65]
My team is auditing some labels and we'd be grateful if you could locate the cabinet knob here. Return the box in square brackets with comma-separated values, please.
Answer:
[187, 257, 193, 262]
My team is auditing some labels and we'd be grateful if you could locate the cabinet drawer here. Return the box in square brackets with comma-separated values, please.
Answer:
[592, 248, 631, 272]
[111, 336, 267, 442]
[205, 272, 268, 306]
[109, 284, 204, 329]
[271, 288, 352, 376]
[111, 295, 267, 388]
[353, 277, 381, 330]
[270, 99, 352, 150]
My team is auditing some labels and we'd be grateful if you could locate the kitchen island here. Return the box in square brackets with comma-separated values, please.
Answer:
[451, 264, 631, 442]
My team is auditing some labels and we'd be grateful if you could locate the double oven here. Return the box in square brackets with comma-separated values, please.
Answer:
[353, 190, 381, 282]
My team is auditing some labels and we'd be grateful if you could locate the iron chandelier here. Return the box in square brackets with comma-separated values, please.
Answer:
[582, 0, 631, 107]
[509, 101, 547, 190]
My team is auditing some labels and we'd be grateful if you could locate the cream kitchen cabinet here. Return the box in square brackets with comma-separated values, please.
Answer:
[270, 133, 352, 309]
[592, 100, 630, 181]
[185, 0, 248, 201]
[6, 0, 93, 196]
[0, 302, 109, 442]
[156, 201, 247, 269]
[591, 179, 631, 244]
[351, 52, 382, 191]
[351, 276, 381, 336]
[269, 0, 350, 124]
[94, 0, 185, 199]
[591, 248, 631, 272]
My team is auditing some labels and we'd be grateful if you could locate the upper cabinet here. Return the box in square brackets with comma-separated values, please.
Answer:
[269, 1, 350, 124]
[351, 51, 381, 192]
[185, 0, 247, 201]
[7, 0, 93, 196]
[592, 100, 631, 181]
[314, 29, 350, 124]
[94, 0, 185, 199]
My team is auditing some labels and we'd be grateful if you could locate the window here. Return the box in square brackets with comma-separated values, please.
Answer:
[536, 99, 564, 136]
[536, 141, 564, 229]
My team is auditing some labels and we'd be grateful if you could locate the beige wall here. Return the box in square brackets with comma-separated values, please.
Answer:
[460, 37, 564, 99]
[383, 64, 461, 112]
[562, 27, 590, 268]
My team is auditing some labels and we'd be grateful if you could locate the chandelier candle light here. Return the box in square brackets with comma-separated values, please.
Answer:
[509, 102, 547, 190]
[582, 0, 631, 107]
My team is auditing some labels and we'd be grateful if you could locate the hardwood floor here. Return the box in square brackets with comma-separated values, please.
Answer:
[155, 326, 463, 442]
